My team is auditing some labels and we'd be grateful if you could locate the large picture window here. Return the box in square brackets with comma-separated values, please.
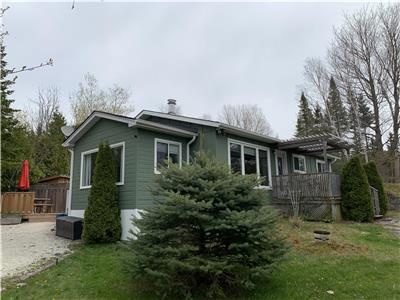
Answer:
[80, 142, 125, 189]
[228, 139, 271, 187]
[154, 139, 182, 173]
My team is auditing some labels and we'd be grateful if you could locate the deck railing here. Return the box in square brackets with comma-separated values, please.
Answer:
[272, 172, 341, 200]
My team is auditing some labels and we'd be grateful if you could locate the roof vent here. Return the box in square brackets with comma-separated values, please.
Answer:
[167, 99, 177, 114]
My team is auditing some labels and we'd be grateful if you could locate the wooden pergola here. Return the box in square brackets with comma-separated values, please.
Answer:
[277, 134, 353, 172]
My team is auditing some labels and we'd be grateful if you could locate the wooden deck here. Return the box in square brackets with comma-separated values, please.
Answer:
[1, 192, 64, 222]
[22, 213, 58, 222]
[272, 172, 342, 200]
[271, 172, 342, 221]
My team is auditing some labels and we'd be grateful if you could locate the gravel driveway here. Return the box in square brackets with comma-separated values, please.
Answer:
[1, 222, 72, 279]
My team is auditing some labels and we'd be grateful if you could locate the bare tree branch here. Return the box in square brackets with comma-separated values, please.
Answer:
[29, 86, 60, 134]
[219, 104, 274, 136]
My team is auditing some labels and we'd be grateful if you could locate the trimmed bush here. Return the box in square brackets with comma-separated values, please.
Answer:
[126, 152, 287, 299]
[364, 161, 388, 215]
[83, 142, 121, 243]
[341, 156, 373, 222]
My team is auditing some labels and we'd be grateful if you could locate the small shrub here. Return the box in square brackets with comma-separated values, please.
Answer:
[364, 161, 388, 215]
[341, 156, 373, 222]
[83, 142, 121, 243]
[126, 153, 287, 299]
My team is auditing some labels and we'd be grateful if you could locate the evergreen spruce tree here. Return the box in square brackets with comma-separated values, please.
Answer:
[1, 42, 32, 191]
[341, 156, 373, 222]
[364, 162, 388, 216]
[83, 142, 121, 243]
[126, 153, 287, 299]
[295, 92, 315, 137]
[347, 90, 373, 154]
[34, 111, 70, 177]
[312, 103, 329, 135]
[326, 77, 348, 137]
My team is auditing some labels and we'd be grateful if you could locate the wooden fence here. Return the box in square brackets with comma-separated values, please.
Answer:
[272, 172, 342, 200]
[1, 192, 35, 214]
[30, 183, 68, 213]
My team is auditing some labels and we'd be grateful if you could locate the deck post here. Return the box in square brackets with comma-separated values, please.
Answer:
[322, 139, 328, 172]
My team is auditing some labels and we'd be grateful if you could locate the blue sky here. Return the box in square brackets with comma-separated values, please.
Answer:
[4, 2, 364, 138]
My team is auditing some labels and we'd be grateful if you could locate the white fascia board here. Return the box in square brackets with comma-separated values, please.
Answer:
[62, 111, 135, 147]
[130, 119, 197, 138]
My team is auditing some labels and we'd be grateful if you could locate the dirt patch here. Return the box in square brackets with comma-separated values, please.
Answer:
[288, 234, 369, 256]
[1, 222, 73, 279]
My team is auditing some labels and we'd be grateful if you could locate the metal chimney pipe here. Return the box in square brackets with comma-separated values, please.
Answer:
[167, 99, 176, 114]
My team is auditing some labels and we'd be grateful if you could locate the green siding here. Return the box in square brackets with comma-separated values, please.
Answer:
[135, 129, 189, 209]
[71, 120, 190, 211]
[286, 151, 331, 174]
[70, 117, 334, 212]
[71, 119, 138, 210]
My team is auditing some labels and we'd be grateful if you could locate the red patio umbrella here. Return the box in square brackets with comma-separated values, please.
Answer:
[17, 160, 30, 191]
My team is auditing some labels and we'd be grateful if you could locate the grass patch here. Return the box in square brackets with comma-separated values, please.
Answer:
[2, 220, 400, 300]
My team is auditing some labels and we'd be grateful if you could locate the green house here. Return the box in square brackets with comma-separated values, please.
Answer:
[63, 103, 351, 239]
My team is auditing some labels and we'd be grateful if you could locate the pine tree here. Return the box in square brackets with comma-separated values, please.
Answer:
[341, 156, 373, 222]
[295, 92, 315, 137]
[83, 142, 121, 243]
[1, 42, 32, 191]
[326, 77, 348, 137]
[312, 103, 329, 135]
[33, 111, 70, 177]
[126, 153, 287, 298]
[347, 91, 373, 154]
[364, 162, 388, 216]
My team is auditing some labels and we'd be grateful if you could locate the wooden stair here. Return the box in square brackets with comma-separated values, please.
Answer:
[22, 213, 58, 222]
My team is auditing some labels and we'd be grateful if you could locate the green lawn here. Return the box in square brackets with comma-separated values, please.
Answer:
[2, 218, 400, 300]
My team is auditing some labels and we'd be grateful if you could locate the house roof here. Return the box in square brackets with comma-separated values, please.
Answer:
[136, 110, 281, 144]
[278, 133, 353, 154]
[62, 111, 197, 147]
[62, 110, 351, 153]
[136, 110, 220, 128]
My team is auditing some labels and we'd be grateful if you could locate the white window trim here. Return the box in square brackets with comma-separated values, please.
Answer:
[316, 159, 331, 173]
[227, 138, 272, 189]
[154, 138, 182, 174]
[80, 141, 125, 189]
[292, 154, 306, 174]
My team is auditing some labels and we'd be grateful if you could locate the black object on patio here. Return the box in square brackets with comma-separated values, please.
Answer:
[56, 216, 83, 240]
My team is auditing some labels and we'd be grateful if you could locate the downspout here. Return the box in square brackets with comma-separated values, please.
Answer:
[67, 148, 74, 215]
[187, 135, 197, 163]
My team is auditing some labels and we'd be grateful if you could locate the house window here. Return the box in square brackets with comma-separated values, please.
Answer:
[80, 142, 125, 189]
[228, 139, 271, 187]
[316, 159, 330, 173]
[259, 149, 270, 186]
[293, 154, 306, 173]
[230, 143, 242, 173]
[154, 139, 182, 173]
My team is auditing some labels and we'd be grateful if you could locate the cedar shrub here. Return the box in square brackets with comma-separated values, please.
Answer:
[83, 142, 121, 243]
[341, 156, 373, 222]
[364, 161, 388, 215]
[125, 152, 287, 299]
